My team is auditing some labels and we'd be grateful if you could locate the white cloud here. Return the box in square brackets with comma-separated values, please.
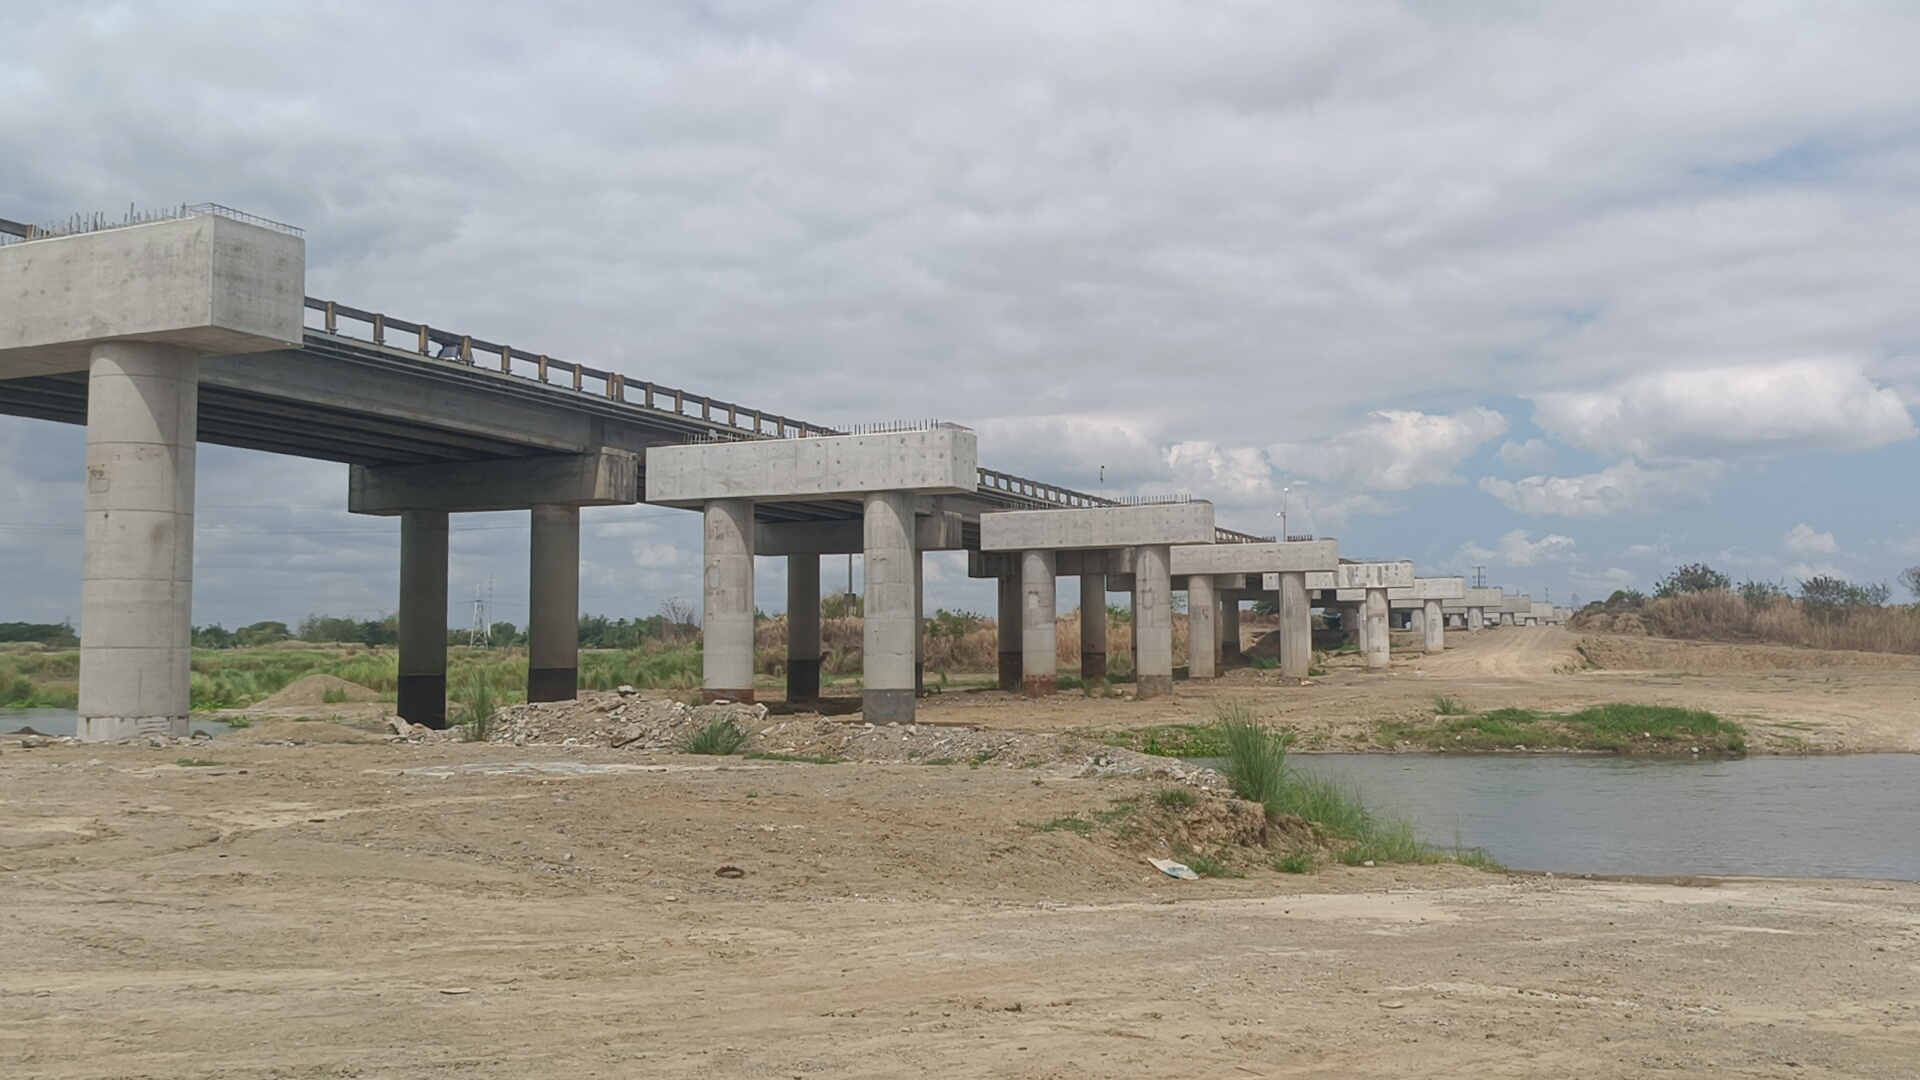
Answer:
[1495, 438, 1557, 472]
[1570, 566, 1640, 594]
[1782, 523, 1840, 556]
[1163, 440, 1274, 500]
[1531, 360, 1915, 459]
[1785, 561, 1849, 582]
[1272, 408, 1507, 492]
[1461, 529, 1579, 567]
[1479, 458, 1723, 518]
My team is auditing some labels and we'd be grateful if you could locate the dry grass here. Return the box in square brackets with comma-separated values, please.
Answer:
[1629, 590, 1920, 655]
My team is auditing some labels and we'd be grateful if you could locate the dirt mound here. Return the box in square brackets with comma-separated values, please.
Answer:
[254, 674, 382, 709]
[489, 690, 1220, 783]
[1577, 634, 1920, 673]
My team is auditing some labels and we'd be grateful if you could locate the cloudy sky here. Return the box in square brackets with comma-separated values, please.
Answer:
[5, 0, 1920, 630]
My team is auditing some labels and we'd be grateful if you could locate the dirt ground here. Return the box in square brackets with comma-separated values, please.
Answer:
[4, 626, 1918, 1077]
[918, 626, 1920, 754]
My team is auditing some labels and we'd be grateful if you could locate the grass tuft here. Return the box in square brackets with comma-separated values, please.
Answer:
[1154, 787, 1198, 810]
[452, 673, 497, 743]
[1215, 702, 1294, 817]
[1272, 849, 1318, 874]
[1431, 694, 1469, 716]
[682, 717, 747, 755]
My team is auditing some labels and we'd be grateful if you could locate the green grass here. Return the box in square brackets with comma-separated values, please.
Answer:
[451, 672, 498, 743]
[1249, 655, 1279, 671]
[1179, 849, 1239, 878]
[1431, 694, 1469, 715]
[1272, 849, 1318, 874]
[1036, 815, 1094, 835]
[1378, 702, 1745, 755]
[682, 717, 748, 755]
[1208, 702, 1500, 871]
[1154, 787, 1198, 810]
[1095, 723, 1228, 758]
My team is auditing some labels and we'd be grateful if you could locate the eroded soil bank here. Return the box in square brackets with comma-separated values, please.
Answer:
[2, 737, 1916, 1079]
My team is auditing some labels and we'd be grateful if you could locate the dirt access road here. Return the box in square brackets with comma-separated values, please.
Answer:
[915, 626, 1920, 754]
[4, 735, 1919, 1079]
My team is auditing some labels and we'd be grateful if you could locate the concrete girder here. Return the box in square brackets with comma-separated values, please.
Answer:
[348, 450, 639, 515]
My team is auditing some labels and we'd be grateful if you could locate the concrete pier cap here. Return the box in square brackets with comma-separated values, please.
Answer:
[978, 501, 1214, 552]
[0, 209, 304, 741]
[645, 425, 978, 507]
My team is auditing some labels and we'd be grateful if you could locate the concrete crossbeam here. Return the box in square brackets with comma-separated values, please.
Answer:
[969, 547, 1134, 579]
[349, 450, 639, 515]
[980, 502, 1214, 552]
[0, 214, 304, 379]
[757, 512, 963, 556]
[1171, 539, 1338, 577]
[646, 427, 977, 507]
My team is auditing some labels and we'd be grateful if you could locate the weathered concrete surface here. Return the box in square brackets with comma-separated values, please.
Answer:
[527, 505, 580, 703]
[397, 510, 450, 728]
[787, 555, 821, 702]
[969, 547, 1134, 579]
[1188, 573, 1217, 679]
[996, 575, 1022, 692]
[757, 512, 963, 556]
[1170, 539, 1337, 577]
[1363, 588, 1390, 671]
[702, 499, 756, 703]
[75, 343, 197, 740]
[1278, 570, 1312, 679]
[646, 427, 977, 506]
[980, 502, 1214, 552]
[862, 491, 917, 721]
[1423, 599, 1445, 653]
[1020, 550, 1057, 696]
[0, 214, 304, 378]
[1134, 545, 1174, 699]
[349, 450, 639, 515]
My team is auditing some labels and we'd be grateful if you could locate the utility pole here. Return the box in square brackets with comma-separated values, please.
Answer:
[1472, 565, 1486, 588]
[469, 584, 489, 648]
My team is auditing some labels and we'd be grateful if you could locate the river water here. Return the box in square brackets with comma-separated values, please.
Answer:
[1284, 752, 1920, 882]
[2, 707, 231, 739]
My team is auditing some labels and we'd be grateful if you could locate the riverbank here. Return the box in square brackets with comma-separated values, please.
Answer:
[1, 738, 1914, 1078]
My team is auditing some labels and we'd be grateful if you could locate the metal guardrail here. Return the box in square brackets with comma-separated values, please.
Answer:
[300, 295, 1274, 542]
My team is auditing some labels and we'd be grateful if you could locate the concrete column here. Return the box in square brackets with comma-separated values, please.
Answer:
[861, 491, 916, 722]
[1020, 550, 1057, 696]
[1364, 588, 1390, 671]
[996, 575, 1022, 691]
[1423, 598, 1445, 654]
[702, 498, 755, 703]
[914, 553, 926, 696]
[397, 509, 450, 727]
[1501, 612, 1515, 627]
[1134, 545, 1174, 698]
[1188, 574, 1217, 679]
[527, 503, 580, 703]
[786, 555, 820, 701]
[1346, 605, 1365, 653]
[1079, 574, 1107, 682]
[1278, 571, 1311, 680]
[1410, 608, 1425, 634]
[1468, 606, 1484, 631]
[76, 342, 198, 741]
[1221, 598, 1242, 663]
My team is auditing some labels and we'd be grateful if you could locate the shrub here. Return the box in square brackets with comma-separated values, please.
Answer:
[1654, 563, 1731, 598]
[1214, 702, 1293, 817]
[452, 673, 497, 743]
[682, 717, 747, 755]
[1154, 787, 1198, 810]
[1431, 694, 1468, 716]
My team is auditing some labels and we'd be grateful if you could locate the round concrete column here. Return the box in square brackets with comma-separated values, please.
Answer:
[1468, 606, 1484, 631]
[861, 491, 916, 722]
[786, 554, 821, 701]
[1079, 574, 1107, 682]
[397, 509, 450, 727]
[1364, 588, 1390, 671]
[996, 575, 1022, 691]
[1221, 598, 1242, 663]
[1188, 574, 1217, 679]
[1501, 612, 1514, 627]
[702, 498, 755, 703]
[76, 342, 198, 740]
[1134, 545, 1173, 699]
[1423, 599, 1445, 654]
[527, 503, 580, 703]
[1278, 571, 1311, 680]
[1020, 550, 1057, 696]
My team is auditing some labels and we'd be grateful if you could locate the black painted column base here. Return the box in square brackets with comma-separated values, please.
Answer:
[528, 666, 577, 703]
[1080, 651, 1107, 682]
[787, 658, 821, 702]
[997, 653, 1021, 692]
[397, 674, 447, 729]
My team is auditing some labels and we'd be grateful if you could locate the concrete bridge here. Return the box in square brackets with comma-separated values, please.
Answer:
[1, 205, 1552, 741]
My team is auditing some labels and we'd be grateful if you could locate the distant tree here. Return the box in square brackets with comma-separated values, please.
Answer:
[192, 624, 236, 649]
[1798, 575, 1889, 622]
[1653, 563, 1731, 598]
[1106, 601, 1134, 624]
[489, 621, 524, 647]
[1900, 566, 1920, 603]
[1738, 579, 1790, 609]
[0, 621, 80, 648]
[234, 620, 292, 647]
[1603, 589, 1646, 608]
[821, 592, 863, 619]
